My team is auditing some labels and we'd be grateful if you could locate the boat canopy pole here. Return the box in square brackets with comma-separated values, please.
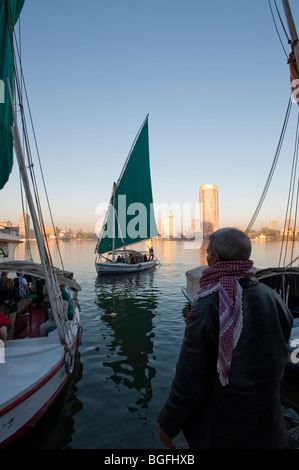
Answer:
[7, 80, 69, 345]
[95, 183, 115, 255]
[112, 182, 117, 261]
[114, 206, 127, 258]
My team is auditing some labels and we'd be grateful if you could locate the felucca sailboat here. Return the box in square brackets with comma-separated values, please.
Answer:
[0, 0, 82, 447]
[182, 0, 299, 370]
[251, 0, 299, 370]
[95, 115, 159, 275]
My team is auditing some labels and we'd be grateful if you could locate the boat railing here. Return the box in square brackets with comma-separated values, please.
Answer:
[0, 226, 19, 237]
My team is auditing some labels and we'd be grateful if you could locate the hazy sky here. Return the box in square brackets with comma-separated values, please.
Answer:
[1, 0, 299, 232]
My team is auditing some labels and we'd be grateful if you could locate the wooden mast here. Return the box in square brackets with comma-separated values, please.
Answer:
[7, 80, 68, 345]
[282, 0, 299, 73]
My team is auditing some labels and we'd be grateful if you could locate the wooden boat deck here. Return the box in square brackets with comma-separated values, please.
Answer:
[14, 304, 46, 339]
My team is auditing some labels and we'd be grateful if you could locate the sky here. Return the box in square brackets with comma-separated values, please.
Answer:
[1, 0, 299, 233]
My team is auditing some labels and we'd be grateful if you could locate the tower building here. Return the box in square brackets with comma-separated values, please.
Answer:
[19, 213, 31, 237]
[199, 184, 219, 236]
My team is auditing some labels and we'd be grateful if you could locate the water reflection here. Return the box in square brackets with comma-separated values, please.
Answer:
[95, 271, 159, 420]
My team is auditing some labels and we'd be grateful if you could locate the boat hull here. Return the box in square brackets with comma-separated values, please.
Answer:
[96, 259, 157, 275]
[0, 323, 80, 448]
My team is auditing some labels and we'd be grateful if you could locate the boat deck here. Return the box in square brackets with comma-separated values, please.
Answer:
[14, 305, 45, 339]
[0, 302, 63, 410]
[0, 331, 63, 410]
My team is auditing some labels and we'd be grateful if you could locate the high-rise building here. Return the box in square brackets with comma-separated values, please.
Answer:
[199, 184, 219, 236]
[19, 213, 31, 237]
[269, 220, 278, 230]
[161, 212, 174, 239]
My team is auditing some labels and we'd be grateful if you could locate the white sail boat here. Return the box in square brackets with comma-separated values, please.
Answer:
[95, 115, 160, 275]
[0, 0, 82, 447]
[182, 0, 299, 371]
[0, 224, 21, 260]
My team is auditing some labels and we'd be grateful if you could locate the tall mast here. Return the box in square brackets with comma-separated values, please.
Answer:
[282, 0, 299, 73]
[7, 80, 69, 345]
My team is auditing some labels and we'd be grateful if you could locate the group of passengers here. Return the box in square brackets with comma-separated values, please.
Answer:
[0, 271, 73, 341]
[0, 272, 29, 341]
[116, 247, 154, 264]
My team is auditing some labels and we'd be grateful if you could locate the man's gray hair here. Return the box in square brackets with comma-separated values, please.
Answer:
[208, 227, 252, 261]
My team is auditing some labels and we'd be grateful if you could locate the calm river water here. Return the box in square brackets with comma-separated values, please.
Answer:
[9, 239, 299, 449]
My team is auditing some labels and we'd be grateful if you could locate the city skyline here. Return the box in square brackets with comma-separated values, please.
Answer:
[1, 2, 299, 232]
[0, 210, 289, 237]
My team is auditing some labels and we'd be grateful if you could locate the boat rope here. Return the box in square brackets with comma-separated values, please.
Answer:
[5, 3, 65, 273]
[19, 178, 33, 261]
[279, 108, 299, 267]
[246, 95, 292, 233]
[267, 0, 289, 58]
[16, 19, 33, 263]
[286, 253, 299, 266]
[274, 0, 290, 44]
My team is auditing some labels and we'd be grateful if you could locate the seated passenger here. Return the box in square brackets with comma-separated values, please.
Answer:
[35, 278, 45, 308]
[14, 273, 29, 298]
[0, 278, 21, 313]
[0, 311, 10, 342]
[40, 308, 56, 336]
[0, 272, 8, 290]
[0, 279, 21, 340]
[42, 283, 51, 319]
[60, 284, 74, 320]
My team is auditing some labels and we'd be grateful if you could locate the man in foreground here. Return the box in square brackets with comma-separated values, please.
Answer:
[157, 227, 293, 449]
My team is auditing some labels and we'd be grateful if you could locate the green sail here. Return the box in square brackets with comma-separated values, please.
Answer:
[0, 0, 25, 190]
[97, 116, 157, 255]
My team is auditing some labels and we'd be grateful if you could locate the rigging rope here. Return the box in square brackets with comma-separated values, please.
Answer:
[245, 95, 292, 233]
[17, 17, 33, 262]
[268, 0, 289, 58]
[4, 2, 65, 272]
[19, 174, 33, 261]
[279, 109, 299, 267]
[274, 0, 291, 44]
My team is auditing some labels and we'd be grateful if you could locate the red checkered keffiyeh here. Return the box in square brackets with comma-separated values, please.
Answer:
[196, 260, 255, 386]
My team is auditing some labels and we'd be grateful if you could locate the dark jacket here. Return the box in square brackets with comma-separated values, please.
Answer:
[158, 277, 293, 449]
[0, 287, 21, 313]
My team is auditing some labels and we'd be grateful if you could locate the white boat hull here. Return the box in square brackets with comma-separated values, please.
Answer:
[96, 259, 157, 275]
[0, 317, 80, 448]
